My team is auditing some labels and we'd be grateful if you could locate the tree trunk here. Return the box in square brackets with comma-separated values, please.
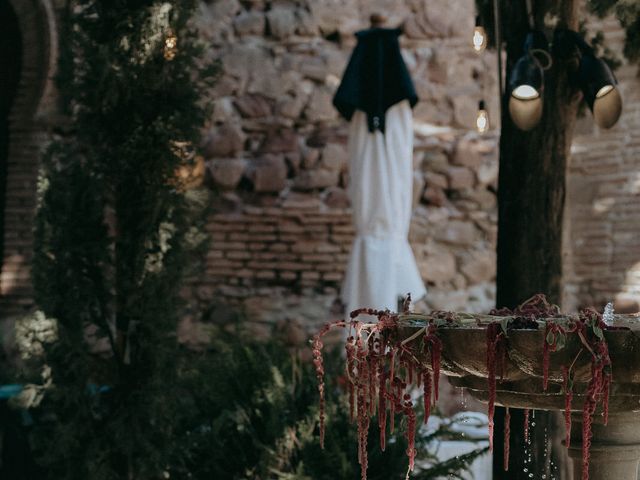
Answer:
[493, 1, 580, 479]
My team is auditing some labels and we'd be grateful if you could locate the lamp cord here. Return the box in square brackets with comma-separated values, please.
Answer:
[525, 0, 535, 30]
[493, 0, 503, 102]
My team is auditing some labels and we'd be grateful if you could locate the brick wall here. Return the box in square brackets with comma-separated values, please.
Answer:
[564, 16, 640, 313]
[0, 0, 57, 317]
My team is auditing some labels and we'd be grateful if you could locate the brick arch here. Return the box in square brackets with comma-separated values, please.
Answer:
[0, 0, 57, 315]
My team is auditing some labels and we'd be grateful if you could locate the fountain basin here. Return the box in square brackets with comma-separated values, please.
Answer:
[398, 322, 640, 479]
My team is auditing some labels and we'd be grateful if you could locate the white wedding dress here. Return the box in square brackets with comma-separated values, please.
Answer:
[341, 100, 427, 316]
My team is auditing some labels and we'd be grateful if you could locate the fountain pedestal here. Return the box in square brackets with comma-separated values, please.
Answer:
[567, 412, 640, 480]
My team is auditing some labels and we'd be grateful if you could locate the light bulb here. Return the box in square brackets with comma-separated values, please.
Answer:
[476, 100, 489, 133]
[472, 17, 487, 53]
[512, 84, 540, 100]
[473, 27, 487, 53]
[164, 30, 178, 61]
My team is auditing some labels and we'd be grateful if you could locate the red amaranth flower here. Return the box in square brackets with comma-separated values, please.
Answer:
[504, 407, 511, 472]
[378, 366, 387, 451]
[423, 369, 432, 425]
[404, 395, 417, 472]
[486, 322, 504, 451]
[346, 336, 356, 422]
[426, 324, 442, 401]
[562, 366, 573, 447]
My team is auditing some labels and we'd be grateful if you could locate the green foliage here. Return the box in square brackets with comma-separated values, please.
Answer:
[161, 326, 488, 480]
[32, 1, 213, 478]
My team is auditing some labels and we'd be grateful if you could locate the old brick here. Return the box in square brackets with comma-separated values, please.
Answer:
[292, 242, 320, 254]
[256, 270, 277, 280]
[323, 272, 343, 282]
[227, 250, 251, 260]
[280, 271, 298, 281]
[302, 271, 321, 281]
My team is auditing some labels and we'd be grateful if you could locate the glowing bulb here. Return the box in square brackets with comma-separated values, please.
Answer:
[476, 101, 489, 133]
[164, 30, 178, 61]
[596, 84, 614, 98]
[512, 85, 540, 100]
[472, 26, 487, 53]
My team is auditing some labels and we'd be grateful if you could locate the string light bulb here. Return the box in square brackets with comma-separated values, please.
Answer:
[476, 100, 489, 133]
[472, 16, 487, 53]
[164, 29, 178, 61]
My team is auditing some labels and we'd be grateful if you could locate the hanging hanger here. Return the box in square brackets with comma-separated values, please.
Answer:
[370, 13, 387, 28]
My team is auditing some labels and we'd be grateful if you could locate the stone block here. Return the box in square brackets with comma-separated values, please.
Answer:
[422, 186, 447, 207]
[460, 251, 496, 284]
[321, 143, 348, 172]
[446, 166, 475, 190]
[293, 169, 340, 191]
[266, 8, 296, 39]
[453, 137, 484, 168]
[304, 88, 337, 122]
[246, 154, 288, 193]
[434, 220, 476, 246]
[295, 8, 319, 36]
[277, 94, 307, 119]
[323, 186, 350, 208]
[426, 172, 448, 189]
[413, 171, 426, 209]
[234, 94, 272, 118]
[202, 123, 245, 158]
[233, 10, 265, 36]
[206, 158, 247, 189]
[261, 128, 298, 154]
[451, 93, 479, 129]
[421, 249, 456, 284]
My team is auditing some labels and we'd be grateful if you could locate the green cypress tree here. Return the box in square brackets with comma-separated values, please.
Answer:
[32, 1, 214, 478]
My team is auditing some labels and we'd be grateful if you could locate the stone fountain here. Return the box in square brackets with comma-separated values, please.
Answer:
[313, 299, 640, 480]
[398, 315, 640, 480]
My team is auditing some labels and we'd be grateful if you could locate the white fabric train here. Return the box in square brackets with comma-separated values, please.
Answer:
[341, 100, 427, 316]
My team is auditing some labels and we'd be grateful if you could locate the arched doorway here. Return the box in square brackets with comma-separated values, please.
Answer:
[0, 0, 22, 283]
[0, 0, 56, 314]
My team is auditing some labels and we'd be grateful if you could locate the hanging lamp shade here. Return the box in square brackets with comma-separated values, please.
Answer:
[507, 31, 549, 131]
[507, 54, 544, 131]
[578, 54, 622, 129]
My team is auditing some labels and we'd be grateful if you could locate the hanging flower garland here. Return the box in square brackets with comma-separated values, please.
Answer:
[312, 294, 614, 480]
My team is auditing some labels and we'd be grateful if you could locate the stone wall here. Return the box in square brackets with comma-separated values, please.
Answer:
[185, 0, 501, 329]
[564, 16, 640, 313]
[5, 1, 639, 335]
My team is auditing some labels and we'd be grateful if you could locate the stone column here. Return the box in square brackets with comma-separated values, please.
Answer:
[568, 412, 640, 480]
